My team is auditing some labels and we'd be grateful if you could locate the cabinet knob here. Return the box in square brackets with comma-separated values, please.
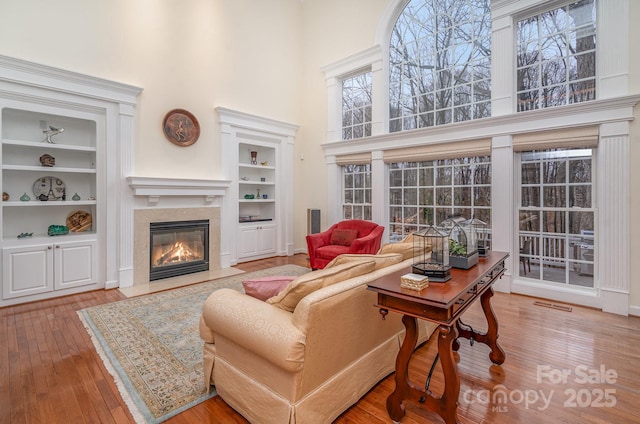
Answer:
[55, 245, 60, 249]
[48, 246, 52, 250]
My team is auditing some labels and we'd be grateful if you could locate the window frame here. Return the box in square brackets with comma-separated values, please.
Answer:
[516, 147, 597, 289]
[342, 163, 372, 220]
[387, 155, 492, 242]
[515, 0, 597, 112]
[341, 70, 373, 141]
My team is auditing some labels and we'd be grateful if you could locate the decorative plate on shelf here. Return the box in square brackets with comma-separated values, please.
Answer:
[67, 210, 92, 232]
[162, 108, 200, 147]
[32, 176, 66, 201]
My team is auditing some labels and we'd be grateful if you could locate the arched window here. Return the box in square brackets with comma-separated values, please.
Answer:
[389, 0, 491, 132]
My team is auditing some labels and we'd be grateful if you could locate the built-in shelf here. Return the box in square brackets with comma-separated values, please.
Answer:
[2, 200, 96, 207]
[2, 139, 96, 152]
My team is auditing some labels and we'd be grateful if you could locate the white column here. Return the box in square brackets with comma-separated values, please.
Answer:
[115, 104, 136, 288]
[371, 150, 386, 234]
[598, 122, 630, 315]
[325, 76, 341, 142]
[370, 56, 387, 136]
[219, 121, 236, 266]
[490, 135, 514, 292]
[598, 0, 630, 98]
[490, 14, 514, 117]
[325, 155, 341, 227]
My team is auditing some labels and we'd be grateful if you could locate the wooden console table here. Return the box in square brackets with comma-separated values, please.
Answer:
[367, 251, 509, 424]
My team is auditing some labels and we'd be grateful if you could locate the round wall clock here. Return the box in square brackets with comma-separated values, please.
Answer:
[162, 109, 200, 147]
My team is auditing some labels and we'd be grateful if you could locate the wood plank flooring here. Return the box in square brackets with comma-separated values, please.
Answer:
[1, 253, 639, 423]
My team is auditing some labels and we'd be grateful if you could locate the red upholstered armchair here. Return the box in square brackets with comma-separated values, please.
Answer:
[306, 220, 385, 270]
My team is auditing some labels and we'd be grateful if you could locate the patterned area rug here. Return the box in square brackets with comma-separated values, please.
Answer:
[78, 264, 309, 424]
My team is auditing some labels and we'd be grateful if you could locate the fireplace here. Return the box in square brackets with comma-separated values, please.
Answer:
[149, 220, 209, 281]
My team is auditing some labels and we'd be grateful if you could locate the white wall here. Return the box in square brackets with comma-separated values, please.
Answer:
[295, 0, 390, 242]
[0, 0, 303, 180]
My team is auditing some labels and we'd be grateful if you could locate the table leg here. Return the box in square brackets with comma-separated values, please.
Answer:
[456, 287, 506, 365]
[481, 287, 506, 365]
[437, 324, 461, 424]
[386, 314, 417, 422]
[387, 316, 461, 424]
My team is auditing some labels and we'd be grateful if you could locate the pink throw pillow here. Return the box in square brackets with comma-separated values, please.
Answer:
[242, 276, 297, 301]
[330, 228, 359, 246]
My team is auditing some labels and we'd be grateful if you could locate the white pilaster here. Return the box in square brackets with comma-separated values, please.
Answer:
[490, 135, 514, 292]
[598, 122, 630, 315]
[115, 105, 136, 288]
[598, 0, 630, 98]
[490, 14, 515, 116]
[371, 150, 386, 230]
[325, 155, 341, 226]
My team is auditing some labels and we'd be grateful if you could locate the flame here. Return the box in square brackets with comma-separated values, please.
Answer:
[154, 241, 201, 267]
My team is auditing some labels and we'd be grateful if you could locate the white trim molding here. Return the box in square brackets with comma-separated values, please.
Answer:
[127, 177, 230, 206]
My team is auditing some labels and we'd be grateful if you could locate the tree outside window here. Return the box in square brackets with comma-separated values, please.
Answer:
[342, 72, 372, 140]
[389, 0, 491, 132]
[388, 157, 491, 241]
[518, 148, 595, 287]
[516, 0, 596, 111]
[343, 164, 372, 220]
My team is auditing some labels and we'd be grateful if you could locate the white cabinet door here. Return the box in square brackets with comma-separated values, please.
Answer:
[53, 240, 97, 290]
[257, 224, 276, 256]
[237, 224, 277, 260]
[2, 244, 53, 299]
[2, 239, 97, 300]
[238, 226, 260, 259]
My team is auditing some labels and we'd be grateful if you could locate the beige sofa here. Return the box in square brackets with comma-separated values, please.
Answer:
[200, 246, 437, 424]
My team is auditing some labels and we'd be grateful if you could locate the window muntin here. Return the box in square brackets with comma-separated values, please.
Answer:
[516, 0, 596, 112]
[389, 0, 492, 133]
[343, 164, 372, 220]
[518, 148, 595, 287]
[342, 72, 372, 140]
[388, 156, 491, 242]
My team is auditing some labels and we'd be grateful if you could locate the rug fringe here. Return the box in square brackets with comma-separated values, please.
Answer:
[77, 310, 148, 424]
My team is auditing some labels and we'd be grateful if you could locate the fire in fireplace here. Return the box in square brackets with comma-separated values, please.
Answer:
[149, 219, 209, 281]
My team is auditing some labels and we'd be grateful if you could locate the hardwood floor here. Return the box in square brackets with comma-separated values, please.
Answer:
[2, 253, 639, 424]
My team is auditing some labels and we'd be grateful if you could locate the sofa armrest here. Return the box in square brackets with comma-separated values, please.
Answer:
[202, 288, 306, 373]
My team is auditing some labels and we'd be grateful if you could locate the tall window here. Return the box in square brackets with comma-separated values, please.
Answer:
[342, 164, 372, 220]
[388, 156, 491, 241]
[389, 0, 492, 132]
[516, 0, 596, 112]
[342, 72, 372, 140]
[518, 148, 595, 287]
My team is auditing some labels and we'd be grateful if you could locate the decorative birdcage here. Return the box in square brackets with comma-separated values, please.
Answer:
[464, 217, 489, 256]
[412, 225, 451, 282]
[441, 216, 479, 269]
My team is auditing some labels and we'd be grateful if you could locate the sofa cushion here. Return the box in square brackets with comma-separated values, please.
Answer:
[242, 275, 297, 301]
[325, 252, 404, 271]
[266, 260, 376, 312]
[330, 228, 359, 246]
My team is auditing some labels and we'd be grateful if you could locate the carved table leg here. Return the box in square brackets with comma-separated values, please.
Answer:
[481, 287, 506, 365]
[437, 324, 461, 424]
[386, 314, 417, 422]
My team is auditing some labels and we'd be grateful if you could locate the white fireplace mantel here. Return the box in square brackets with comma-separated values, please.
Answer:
[127, 176, 231, 206]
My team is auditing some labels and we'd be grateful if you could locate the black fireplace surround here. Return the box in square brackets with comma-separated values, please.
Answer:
[149, 219, 209, 281]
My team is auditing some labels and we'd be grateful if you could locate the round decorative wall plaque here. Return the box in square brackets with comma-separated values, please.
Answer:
[162, 108, 200, 147]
